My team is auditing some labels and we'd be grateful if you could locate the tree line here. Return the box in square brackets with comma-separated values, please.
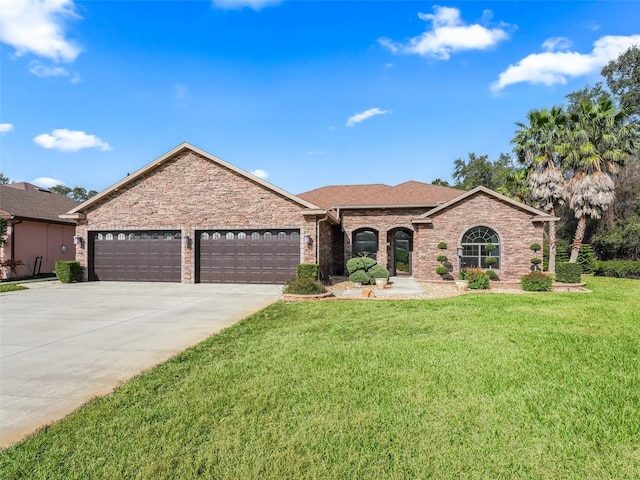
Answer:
[435, 46, 640, 269]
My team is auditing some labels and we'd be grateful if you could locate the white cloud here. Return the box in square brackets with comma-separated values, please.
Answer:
[542, 37, 572, 52]
[29, 61, 70, 78]
[346, 108, 389, 127]
[34, 129, 112, 152]
[32, 177, 65, 189]
[251, 169, 269, 179]
[212, 0, 282, 10]
[379, 6, 509, 60]
[0, 0, 82, 62]
[0, 123, 15, 135]
[493, 34, 640, 91]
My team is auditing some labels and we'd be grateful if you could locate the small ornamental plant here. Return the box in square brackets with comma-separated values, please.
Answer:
[461, 267, 490, 289]
[437, 242, 447, 250]
[436, 254, 448, 263]
[435, 265, 449, 276]
[520, 271, 553, 291]
[485, 269, 498, 281]
[283, 278, 327, 295]
[530, 243, 542, 254]
[484, 256, 497, 269]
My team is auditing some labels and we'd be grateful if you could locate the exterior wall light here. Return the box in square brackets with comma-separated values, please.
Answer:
[73, 235, 83, 245]
[183, 235, 192, 249]
[61, 245, 67, 253]
[304, 235, 313, 246]
[457, 246, 464, 257]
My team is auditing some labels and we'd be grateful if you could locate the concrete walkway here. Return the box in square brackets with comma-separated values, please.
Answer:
[333, 276, 426, 298]
[0, 281, 282, 448]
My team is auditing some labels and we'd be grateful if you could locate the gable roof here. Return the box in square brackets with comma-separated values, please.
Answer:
[298, 181, 463, 209]
[297, 184, 390, 210]
[413, 186, 557, 223]
[65, 143, 324, 216]
[0, 183, 80, 224]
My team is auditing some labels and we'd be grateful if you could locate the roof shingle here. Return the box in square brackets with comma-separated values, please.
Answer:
[0, 183, 80, 223]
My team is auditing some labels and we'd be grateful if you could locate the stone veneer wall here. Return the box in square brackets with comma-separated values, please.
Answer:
[413, 192, 544, 280]
[74, 151, 318, 283]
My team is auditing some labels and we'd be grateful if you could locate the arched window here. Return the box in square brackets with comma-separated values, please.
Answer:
[461, 226, 500, 269]
[353, 229, 378, 260]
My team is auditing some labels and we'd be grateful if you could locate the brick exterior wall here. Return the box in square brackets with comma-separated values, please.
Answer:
[74, 151, 318, 283]
[413, 192, 544, 280]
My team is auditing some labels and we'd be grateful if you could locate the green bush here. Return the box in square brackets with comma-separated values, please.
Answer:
[485, 269, 499, 281]
[368, 265, 390, 280]
[556, 262, 582, 283]
[54, 261, 83, 283]
[436, 254, 448, 263]
[349, 270, 370, 285]
[461, 267, 489, 289]
[296, 263, 319, 279]
[346, 256, 377, 275]
[437, 242, 447, 249]
[520, 271, 553, 291]
[485, 256, 497, 267]
[530, 243, 542, 252]
[283, 278, 327, 295]
[531, 257, 542, 265]
[594, 260, 640, 279]
[435, 265, 448, 276]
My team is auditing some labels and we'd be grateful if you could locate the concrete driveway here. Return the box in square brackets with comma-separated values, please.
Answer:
[0, 281, 282, 448]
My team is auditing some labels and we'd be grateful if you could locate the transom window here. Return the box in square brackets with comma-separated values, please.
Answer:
[461, 226, 500, 269]
[353, 229, 378, 260]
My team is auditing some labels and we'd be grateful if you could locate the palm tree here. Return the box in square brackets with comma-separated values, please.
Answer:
[512, 107, 567, 273]
[561, 97, 639, 262]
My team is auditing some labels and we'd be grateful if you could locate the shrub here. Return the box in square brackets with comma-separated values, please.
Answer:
[530, 243, 542, 252]
[349, 269, 370, 285]
[531, 257, 542, 265]
[346, 256, 377, 275]
[368, 264, 390, 280]
[556, 262, 582, 283]
[283, 278, 327, 295]
[435, 265, 448, 276]
[520, 271, 553, 291]
[296, 263, 319, 279]
[485, 243, 496, 253]
[436, 254, 448, 263]
[54, 261, 83, 283]
[437, 242, 447, 249]
[485, 256, 497, 267]
[462, 267, 489, 289]
[594, 260, 640, 279]
[485, 269, 498, 281]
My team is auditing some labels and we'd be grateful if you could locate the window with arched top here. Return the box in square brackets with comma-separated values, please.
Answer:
[201, 232, 210, 240]
[353, 229, 378, 260]
[117, 233, 126, 240]
[212, 232, 221, 240]
[105, 233, 114, 240]
[461, 226, 500, 269]
[278, 232, 287, 240]
[251, 232, 260, 240]
[226, 232, 235, 240]
[263, 232, 272, 240]
[128, 233, 136, 240]
[238, 232, 247, 240]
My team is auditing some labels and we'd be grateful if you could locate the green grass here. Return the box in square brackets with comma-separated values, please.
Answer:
[0, 283, 27, 293]
[2, 277, 639, 479]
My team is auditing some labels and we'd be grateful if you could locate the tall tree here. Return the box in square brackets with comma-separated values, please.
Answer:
[50, 185, 98, 202]
[451, 153, 517, 191]
[512, 107, 567, 273]
[601, 45, 640, 122]
[0, 171, 10, 185]
[561, 97, 639, 262]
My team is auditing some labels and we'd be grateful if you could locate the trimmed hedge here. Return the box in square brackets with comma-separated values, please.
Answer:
[368, 265, 390, 281]
[349, 270, 370, 285]
[435, 265, 448, 276]
[594, 260, 640, 279]
[556, 262, 582, 283]
[520, 271, 553, 291]
[296, 263, 319, 280]
[346, 256, 377, 275]
[54, 261, 83, 283]
[283, 278, 327, 295]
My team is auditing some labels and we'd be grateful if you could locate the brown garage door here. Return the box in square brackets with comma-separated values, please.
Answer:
[198, 229, 300, 284]
[91, 231, 181, 282]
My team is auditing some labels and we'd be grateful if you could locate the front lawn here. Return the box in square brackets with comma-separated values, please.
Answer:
[0, 284, 27, 293]
[1, 277, 639, 478]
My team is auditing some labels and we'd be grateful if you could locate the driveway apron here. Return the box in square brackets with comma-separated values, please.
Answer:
[0, 281, 282, 448]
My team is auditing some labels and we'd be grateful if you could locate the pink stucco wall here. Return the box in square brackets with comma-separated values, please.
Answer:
[1, 221, 76, 278]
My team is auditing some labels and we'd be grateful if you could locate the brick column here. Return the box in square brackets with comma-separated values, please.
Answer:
[377, 230, 388, 269]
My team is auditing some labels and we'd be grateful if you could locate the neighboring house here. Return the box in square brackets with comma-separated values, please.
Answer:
[62, 143, 556, 284]
[0, 183, 80, 278]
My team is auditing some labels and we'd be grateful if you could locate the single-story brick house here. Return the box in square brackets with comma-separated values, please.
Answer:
[1, 182, 80, 278]
[62, 143, 555, 283]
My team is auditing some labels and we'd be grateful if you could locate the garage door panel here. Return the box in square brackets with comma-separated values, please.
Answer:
[198, 229, 300, 284]
[91, 231, 181, 282]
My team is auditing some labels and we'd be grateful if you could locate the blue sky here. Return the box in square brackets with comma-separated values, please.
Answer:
[1, 1, 639, 195]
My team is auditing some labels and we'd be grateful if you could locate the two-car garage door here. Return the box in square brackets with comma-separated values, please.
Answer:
[90, 229, 300, 283]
